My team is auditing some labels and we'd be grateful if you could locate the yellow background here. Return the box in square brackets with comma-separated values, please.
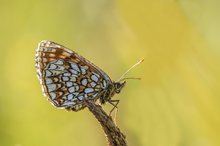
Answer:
[0, 0, 220, 146]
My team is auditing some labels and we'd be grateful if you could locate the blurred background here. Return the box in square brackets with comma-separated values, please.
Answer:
[0, 0, 220, 146]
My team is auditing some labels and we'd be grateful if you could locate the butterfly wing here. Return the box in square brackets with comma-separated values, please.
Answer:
[35, 40, 112, 111]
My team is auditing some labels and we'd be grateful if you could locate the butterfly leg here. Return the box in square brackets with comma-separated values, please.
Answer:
[108, 99, 120, 122]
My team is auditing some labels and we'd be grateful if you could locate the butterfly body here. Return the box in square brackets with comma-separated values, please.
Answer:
[35, 40, 126, 111]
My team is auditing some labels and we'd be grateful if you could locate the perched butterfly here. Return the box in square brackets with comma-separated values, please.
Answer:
[35, 40, 143, 111]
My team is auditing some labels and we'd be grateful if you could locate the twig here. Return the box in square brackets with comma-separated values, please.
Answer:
[85, 100, 127, 146]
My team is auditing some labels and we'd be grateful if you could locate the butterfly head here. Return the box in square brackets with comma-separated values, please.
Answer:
[114, 81, 126, 94]
[99, 58, 144, 104]
[100, 81, 126, 104]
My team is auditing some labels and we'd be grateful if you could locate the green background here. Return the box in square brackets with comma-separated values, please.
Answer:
[1, 0, 220, 146]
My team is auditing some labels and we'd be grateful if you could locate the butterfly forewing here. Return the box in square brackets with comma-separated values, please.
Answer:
[35, 40, 112, 111]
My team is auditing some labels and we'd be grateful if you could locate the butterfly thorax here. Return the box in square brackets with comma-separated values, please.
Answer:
[100, 81, 126, 104]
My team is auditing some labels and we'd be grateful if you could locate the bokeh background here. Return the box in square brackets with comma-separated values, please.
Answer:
[1, 0, 220, 146]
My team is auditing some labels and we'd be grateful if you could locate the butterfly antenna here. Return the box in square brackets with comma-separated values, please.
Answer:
[119, 77, 141, 82]
[118, 58, 144, 82]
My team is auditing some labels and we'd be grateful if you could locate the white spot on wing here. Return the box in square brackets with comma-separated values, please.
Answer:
[69, 69, 78, 75]
[66, 82, 73, 87]
[47, 84, 56, 92]
[67, 94, 74, 100]
[45, 78, 53, 84]
[63, 73, 71, 76]
[70, 63, 80, 72]
[102, 80, 107, 88]
[85, 88, 94, 93]
[78, 95, 84, 100]
[80, 68, 86, 75]
[55, 60, 63, 65]
[91, 75, 98, 82]
[62, 101, 75, 106]
[62, 76, 69, 81]
[68, 87, 75, 93]
[81, 79, 88, 86]
[90, 82, 96, 87]
[49, 92, 56, 99]
[45, 70, 52, 77]
[49, 64, 57, 70]
[93, 72, 100, 78]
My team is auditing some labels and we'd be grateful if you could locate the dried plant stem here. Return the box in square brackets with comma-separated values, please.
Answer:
[85, 100, 127, 146]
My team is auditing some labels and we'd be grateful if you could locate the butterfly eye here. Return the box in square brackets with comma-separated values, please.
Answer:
[114, 82, 126, 94]
[115, 82, 119, 88]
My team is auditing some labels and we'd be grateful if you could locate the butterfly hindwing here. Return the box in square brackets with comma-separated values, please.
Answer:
[35, 40, 112, 111]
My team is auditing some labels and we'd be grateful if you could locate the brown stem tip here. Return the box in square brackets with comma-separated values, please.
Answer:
[85, 100, 127, 146]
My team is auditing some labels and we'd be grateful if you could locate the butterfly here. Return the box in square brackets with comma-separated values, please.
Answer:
[35, 40, 143, 111]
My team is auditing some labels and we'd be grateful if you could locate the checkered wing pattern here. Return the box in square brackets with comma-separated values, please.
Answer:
[35, 40, 112, 111]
